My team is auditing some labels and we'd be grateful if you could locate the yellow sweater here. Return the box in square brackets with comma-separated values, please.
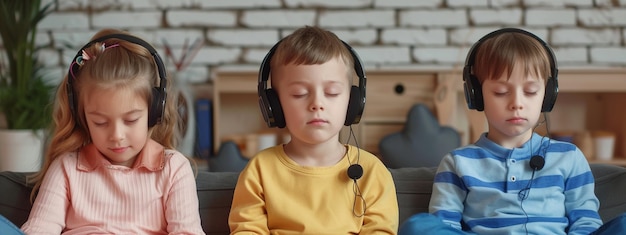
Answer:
[229, 144, 398, 234]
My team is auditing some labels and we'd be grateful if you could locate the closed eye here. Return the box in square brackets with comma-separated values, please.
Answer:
[93, 122, 107, 127]
[125, 119, 140, 124]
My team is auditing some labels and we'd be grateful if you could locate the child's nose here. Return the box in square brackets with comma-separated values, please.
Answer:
[510, 92, 524, 110]
[109, 123, 125, 141]
[309, 93, 325, 111]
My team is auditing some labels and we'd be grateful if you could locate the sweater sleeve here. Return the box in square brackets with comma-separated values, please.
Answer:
[228, 157, 269, 234]
[359, 161, 399, 234]
[164, 152, 206, 235]
[429, 153, 465, 231]
[21, 156, 70, 234]
[563, 148, 602, 235]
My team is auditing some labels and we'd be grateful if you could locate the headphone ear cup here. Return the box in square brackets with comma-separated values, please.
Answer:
[345, 85, 363, 126]
[266, 88, 285, 128]
[463, 74, 484, 111]
[149, 87, 166, 127]
[541, 77, 558, 112]
[470, 75, 484, 111]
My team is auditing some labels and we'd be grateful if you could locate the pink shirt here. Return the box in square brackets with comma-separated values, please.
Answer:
[21, 139, 205, 235]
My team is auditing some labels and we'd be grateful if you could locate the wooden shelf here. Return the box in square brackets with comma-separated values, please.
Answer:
[213, 68, 626, 166]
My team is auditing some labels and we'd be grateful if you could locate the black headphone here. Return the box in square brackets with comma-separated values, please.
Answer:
[67, 34, 167, 127]
[463, 28, 559, 112]
[257, 39, 367, 128]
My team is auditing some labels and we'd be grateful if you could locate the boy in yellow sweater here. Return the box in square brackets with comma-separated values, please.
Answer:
[228, 25, 399, 234]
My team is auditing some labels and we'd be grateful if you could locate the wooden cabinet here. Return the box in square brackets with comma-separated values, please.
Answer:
[347, 71, 440, 155]
[213, 68, 626, 165]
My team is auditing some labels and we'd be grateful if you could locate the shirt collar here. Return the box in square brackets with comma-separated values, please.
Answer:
[475, 132, 544, 160]
[77, 139, 166, 172]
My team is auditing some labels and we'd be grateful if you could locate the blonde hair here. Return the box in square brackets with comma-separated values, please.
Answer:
[29, 29, 181, 200]
[269, 26, 356, 87]
[473, 32, 551, 84]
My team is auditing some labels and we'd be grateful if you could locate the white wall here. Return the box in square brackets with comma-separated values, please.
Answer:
[12, 0, 626, 84]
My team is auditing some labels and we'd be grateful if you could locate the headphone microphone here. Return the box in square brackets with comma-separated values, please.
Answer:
[347, 164, 363, 180]
[529, 155, 545, 171]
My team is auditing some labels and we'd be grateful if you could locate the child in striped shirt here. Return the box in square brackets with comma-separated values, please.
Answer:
[399, 28, 626, 235]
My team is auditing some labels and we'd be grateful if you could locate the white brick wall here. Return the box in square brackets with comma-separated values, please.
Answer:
[4, 0, 626, 85]
[591, 47, 626, 64]
[400, 10, 468, 27]
[319, 10, 395, 27]
[199, 0, 281, 9]
[381, 29, 447, 46]
[354, 46, 412, 64]
[578, 9, 626, 26]
[242, 10, 316, 27]
[168, 10, 237, 27]
[525, 9, 576, 26]
[285, 0, 371, 8]
[470, 9, 523, 25]
[373, 0, 440, 8]
[552, 28, 621, 45]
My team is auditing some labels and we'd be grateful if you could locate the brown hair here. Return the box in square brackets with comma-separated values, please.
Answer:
[269, 26, 356, 87]
[473, 32, 551, 84]
[29, 29, 181, 200]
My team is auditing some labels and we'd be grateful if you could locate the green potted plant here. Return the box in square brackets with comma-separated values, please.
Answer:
[0, 0, 55, 172]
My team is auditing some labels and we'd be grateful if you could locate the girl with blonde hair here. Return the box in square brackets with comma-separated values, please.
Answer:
[21, 29, 204, 234]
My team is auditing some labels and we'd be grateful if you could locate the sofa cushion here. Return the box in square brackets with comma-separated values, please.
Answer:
[390, 167, 437, 223]
[196, 171, 239, 235]
[0, 171, 33, 227]
[1, 163, 625, 234]
[591, 163, 626, 222]
[379, 104, 461, 168]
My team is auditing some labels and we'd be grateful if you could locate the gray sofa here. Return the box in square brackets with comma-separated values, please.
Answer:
[2, 164, 626, 234]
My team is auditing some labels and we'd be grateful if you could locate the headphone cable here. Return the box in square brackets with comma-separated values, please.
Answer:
[347, 126, 366, 217]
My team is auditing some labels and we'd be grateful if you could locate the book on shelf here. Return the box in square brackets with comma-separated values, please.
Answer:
[195, 98, 213, 160]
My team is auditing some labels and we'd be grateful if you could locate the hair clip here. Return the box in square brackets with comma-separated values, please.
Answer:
[74, 43, 119, 67]
[75, 50, 91, 66]
[103, 43, 120, 50]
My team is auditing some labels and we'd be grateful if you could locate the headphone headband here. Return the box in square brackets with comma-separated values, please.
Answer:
[258, 39, 367, 128]
[462, 28, 559, 112]
[464, 28, 558, 80]
[67, 33, 168, 127]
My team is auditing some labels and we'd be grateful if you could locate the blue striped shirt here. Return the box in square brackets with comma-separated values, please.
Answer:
[429, 133, 602, 235]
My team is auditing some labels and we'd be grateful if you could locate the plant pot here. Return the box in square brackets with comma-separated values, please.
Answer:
[0, 129, 44, 172]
